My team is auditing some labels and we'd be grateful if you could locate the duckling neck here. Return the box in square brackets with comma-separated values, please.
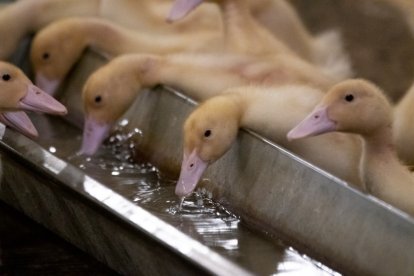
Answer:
[82, 18, 138, 58]
[360, 125, 400, 188]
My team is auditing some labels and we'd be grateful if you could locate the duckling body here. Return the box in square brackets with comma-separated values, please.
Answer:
[288, 79, 414, 216]
[169, 0, 352, 81]
[176, 85, 362, 197]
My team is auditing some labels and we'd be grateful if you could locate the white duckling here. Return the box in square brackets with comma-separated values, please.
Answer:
[168, 0, 352, 81]
[30, 17, 223, 95]
[80, 52, 335, 155]
[288, 79, 414, 216]
[176, 85, 363, 197]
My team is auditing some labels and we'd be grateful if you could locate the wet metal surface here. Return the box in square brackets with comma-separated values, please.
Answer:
[0, 113, 338, 275]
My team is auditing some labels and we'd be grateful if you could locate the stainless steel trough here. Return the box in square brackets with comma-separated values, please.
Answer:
[0, 49, 413, 275]
[2, 0, 414, 272]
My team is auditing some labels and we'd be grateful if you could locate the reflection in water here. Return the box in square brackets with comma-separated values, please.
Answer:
[37, 118, 339, 275]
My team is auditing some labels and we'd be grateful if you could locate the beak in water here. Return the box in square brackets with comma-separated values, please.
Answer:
[79, 117, 111, 156]
[167, 0, 204, 22]
[35, 73, 61, 96]
[287, 106, 336, 140]
[0, 111, 38, 138]
[18, 84, 67, 115]
[175, 149, 208, 197]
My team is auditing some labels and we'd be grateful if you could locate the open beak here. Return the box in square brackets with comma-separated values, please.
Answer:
[287, 106, 336, 140]
[0, 111, 38, 138]
[18, 84, 67, 115]
[175, 149, 208, 197]
[167, 0, 204, 22]
[35, 73, 61, 96]
[79, 116, 111, 156]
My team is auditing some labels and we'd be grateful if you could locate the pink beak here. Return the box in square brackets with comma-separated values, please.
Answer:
[35, 73, 61, 96]
[18, 84, 67, 115]
[79, 116, 111, 156]
[0, 111, 38, 138]
[175, 149, 208, 197]
[167, 0, 204, 22]
[287, 106, 336, 140]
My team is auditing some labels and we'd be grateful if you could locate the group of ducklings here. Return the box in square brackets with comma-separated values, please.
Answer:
[2, 0, 414, 216]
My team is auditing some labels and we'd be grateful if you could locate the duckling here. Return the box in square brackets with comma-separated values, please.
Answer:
[30, 17, 223, 95]
[0, 61, 68, 137]
[0, 0, 100, 59]
[0, 0, 219, 59]
[80, 52, 334, 155]
[176, 85, 362, 197]
[168, 0, 352, 81]
[288, 79, 414, 216]
[0, 61, 67, 115]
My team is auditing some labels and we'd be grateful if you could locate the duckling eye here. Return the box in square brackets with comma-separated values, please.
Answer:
[345, 94, 354, 102]
[2, 74, 11, 81]
[94, 95, 102, 103]
[204, 129, 212, 138]
[42, 52, 50, 60]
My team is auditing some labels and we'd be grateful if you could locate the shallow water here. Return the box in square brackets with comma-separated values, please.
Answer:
[33, 115, 340, 275]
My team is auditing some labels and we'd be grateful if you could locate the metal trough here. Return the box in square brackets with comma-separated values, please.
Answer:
[0, 50, 413, 275]
[2, 0, 414, 273]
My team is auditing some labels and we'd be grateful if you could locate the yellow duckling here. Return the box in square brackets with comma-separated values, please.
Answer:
[30, 17, 223, 95]
[0, 61, 68, 137]
[176, 85, 362, 197]
[80, 52, 334, 155]
[288, 79, 414, 216]
[0, 0, 219, 59]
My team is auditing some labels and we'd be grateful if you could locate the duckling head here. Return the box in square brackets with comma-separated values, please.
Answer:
[31, 18, 87, 96]
[0, 61, 67, 115]
[288, 79, 392, 140]
[80, 60, 142, 156]
[176, 95, 241, 197]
